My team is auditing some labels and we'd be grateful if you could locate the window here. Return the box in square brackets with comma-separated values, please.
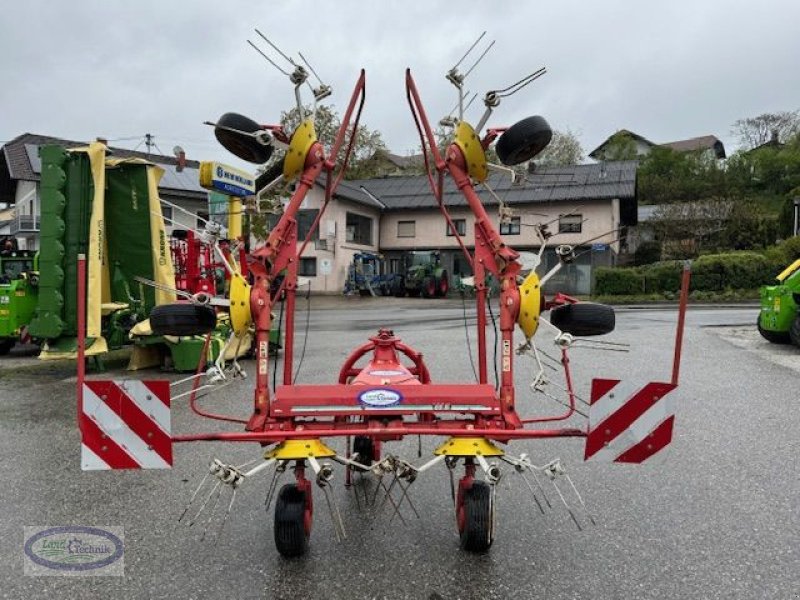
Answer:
[346, 212, 373, 245]
[196, 210, 209, 230]
[389, 258, 401, 274]
[397, 220, 416, 238]
[297, 209, 319, 241]
[299, 257, 317, 276]
[559, 214, 583, 234]
[499, 217, 521, 235]
[160, 204, 173, 224]
[446, 219, 466, 236]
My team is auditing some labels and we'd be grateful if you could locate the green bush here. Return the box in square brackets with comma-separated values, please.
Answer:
[640, 261, 683, 293]
[594, 267, 644, 295]
[595, 251, 777, 296]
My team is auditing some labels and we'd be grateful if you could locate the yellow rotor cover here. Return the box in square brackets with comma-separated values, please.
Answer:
[434, 437, 504, 457]
[283, 119, 318, 182]
[229, 273, 252, 336]
[454, 121, 488, 183]
[517, 271, 542, 340]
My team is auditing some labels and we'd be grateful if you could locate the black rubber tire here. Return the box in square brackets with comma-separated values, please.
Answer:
[495, 116, 553, 166]
[352, 436, 374, 470]
[149, 303, 217, 337]
[255, 158, 286, 192]
[274, 484, 309, 558]
[0, 339, 14, 355]
[460, 481, 493, 552]
[789, 316, 800, 347]
[214, 112, 274, 164]
[550, 302, 615, 336]
[436, 271, 449, 297]
[407, 288, 421, 298]
[757, 315, 790, 344]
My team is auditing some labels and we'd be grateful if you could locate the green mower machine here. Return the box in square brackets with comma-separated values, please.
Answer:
[757, 258, 800, 346]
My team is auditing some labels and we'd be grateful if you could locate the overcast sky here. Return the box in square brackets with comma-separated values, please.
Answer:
[2, 1, 799, 170]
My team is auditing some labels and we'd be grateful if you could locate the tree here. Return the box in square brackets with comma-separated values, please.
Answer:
[731, 110, 800, 150]
[598, 131, 639, 161]
[532, 129, 584, 166]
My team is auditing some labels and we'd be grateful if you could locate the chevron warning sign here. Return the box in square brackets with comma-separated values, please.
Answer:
[584, 379, 677, 463]
[80, 380, 173, 470]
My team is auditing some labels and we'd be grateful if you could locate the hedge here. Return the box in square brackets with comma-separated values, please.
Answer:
[594, 251, 776, 295]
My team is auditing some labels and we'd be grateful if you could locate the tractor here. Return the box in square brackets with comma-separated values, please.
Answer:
[344, 252, 402, 296]
[757, 258, 800, 346]
[0, 242, 39, 354]
[401, 250, 449, 298]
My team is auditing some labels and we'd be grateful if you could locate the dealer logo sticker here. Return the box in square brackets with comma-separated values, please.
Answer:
[24, 526, 124, 576]
[358, 388, 403, 408]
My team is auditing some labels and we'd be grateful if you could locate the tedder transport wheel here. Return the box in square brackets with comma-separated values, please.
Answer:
[214, 112, 274, 164]
[274, 483, 311, 558]
[459, 481, 493, 552]
[437, 271, 449, 297]
[352, 435, 374, 470]
[790, 316, 800, 347]
[758, 315, 791, 344]
[495, 116, 553, 166]
[149, 303, 217, 337]
[550, 302, 615, 337]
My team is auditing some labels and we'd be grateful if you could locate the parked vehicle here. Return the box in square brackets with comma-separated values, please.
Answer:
[401, 250, 448, 298]
[757, 258, 800, 346]
[344, 252, 403, 296]
[0, 244, 39, 354]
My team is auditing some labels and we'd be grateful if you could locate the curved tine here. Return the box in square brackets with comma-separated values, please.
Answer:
[497, 67, 547, 97]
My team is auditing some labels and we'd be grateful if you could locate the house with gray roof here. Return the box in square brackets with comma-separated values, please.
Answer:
[296, 161, 639, 295]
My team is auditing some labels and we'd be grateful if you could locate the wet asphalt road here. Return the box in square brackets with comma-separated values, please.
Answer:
[0, 300, 798, 599]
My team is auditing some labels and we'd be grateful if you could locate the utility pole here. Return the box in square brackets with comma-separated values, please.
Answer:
[145, 133, 153, 157]
[793, 197, 800, 237]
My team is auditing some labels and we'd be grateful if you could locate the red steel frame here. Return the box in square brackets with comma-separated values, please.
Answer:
[134, 70, 688, 446]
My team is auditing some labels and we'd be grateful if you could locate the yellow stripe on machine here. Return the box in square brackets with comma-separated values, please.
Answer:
[229, 273, 252, 336]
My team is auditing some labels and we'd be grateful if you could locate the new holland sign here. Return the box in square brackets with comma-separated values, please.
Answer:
[199, 162, 255, 197]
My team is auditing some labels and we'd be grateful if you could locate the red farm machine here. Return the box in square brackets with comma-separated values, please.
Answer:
[75, 32, 690, 557]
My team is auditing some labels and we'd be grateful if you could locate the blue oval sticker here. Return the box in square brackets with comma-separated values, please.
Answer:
[24, 526, 124, 572]
[358, 388, 403, 408]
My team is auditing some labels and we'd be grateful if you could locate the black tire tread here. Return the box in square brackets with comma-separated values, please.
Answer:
[495, 116, 553, 166]
[149, 303, 217, 337]
[214, 112, 273, 164]
[274, 484, 309, 558]
[0, 339, 14, 355]
[789, 315, 800, 347]
[550, 302, 615, 337]
[460, 481, 492, 552]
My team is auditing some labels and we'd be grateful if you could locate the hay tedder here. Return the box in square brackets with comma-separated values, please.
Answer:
[76, 33, 690, 556]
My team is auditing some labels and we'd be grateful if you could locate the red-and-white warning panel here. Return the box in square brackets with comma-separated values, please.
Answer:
[584, 379, 677, 463]
[80, 380, 172, 470]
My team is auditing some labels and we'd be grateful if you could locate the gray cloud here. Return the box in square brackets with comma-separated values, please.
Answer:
[2, 0, 799, 169]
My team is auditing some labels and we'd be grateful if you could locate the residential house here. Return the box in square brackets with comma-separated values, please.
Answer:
[589, 130, 726, 161]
